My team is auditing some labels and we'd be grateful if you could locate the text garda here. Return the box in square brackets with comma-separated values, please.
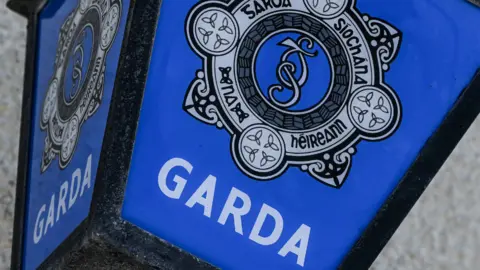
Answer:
[158, 157, 311, 267]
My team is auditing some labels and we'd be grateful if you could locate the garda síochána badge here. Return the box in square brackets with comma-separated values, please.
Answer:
[185, 0, 402, 188]
[40, 0, 122, 172]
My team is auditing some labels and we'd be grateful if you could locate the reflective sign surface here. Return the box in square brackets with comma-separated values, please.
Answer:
[23, 1, 129, 269]
[123, 0, 480, 269]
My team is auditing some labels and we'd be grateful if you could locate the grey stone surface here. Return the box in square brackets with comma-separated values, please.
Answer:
[1, 1, 480, 270]
[0, 0, 26, 269]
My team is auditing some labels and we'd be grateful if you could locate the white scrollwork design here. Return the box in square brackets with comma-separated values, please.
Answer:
[184, 0, 402, 188]
[304, 0, 348, 18]
[349, 86, 394, 133]
[238, 125, 285, 174]
[363, 15, 402, 71]
[192, 7, 239, 55]
[184, 70, 224, 128]
[101, 4, 120, 49]
[301, 147, 355, 187]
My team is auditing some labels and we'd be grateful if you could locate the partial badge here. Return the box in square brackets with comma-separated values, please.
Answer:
[40, 0, 122, 172]
[184, 0, 402, 187]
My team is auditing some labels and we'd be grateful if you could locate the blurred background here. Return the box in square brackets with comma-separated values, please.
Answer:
[1, 0, 480, 269]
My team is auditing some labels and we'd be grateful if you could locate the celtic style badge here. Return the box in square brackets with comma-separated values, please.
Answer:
[40, 0, 122, 172]
[184, 0, 402, 188]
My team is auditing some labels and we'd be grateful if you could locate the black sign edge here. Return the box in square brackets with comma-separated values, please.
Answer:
[8, 0, 46, 269]
[85, 0, 217, 267]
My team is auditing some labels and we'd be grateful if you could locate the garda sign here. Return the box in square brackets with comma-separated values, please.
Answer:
[122, 0, 480, 269]
[9, 0, 480, 269]
[12, 0, 129, 269]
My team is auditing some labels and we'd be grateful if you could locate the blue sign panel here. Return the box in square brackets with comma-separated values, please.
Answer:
[122, 0, 480, 269]
[23, 0, 129, 269]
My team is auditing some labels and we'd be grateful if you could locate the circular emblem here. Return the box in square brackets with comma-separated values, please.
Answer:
[40, 0, 122, 172]
[185, 0, 402, 187]
[235, 125, 286, 178]
[304, 0, 348, 18]
[192, 7, 239, 55]
[348, 87, 395, 134]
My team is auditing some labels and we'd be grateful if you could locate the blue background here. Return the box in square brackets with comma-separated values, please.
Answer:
[122, 0, 480, 269]
[23, 1, 129, 269]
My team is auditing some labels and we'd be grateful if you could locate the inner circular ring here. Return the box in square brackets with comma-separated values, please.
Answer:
[62, 23, 95, 105]
[57, 7, 101, 121]
[236, 12, 351, 131]
[252, 28, 333, 114]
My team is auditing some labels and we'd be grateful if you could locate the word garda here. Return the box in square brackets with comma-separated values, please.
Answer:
[33, 155, 92, 244]
[158, 157, 311, 267]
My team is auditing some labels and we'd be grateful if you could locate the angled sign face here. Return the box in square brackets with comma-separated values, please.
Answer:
[122, 0, 480, 269]
[22, 0, 129, 269]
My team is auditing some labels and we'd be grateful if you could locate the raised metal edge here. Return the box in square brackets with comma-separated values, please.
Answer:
[8, 0, 43, 268]
[86, 0, 216, 267]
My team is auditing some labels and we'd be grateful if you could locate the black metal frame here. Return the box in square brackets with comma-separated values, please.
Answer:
[8, 1, 46, 269]
[8, 0, 480, 269]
